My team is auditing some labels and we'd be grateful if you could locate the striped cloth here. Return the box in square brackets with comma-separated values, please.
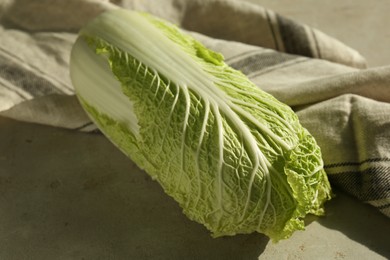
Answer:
[0, 0, 389, 217]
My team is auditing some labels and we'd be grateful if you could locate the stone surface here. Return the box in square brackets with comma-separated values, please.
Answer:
[0, 116, 389, 259]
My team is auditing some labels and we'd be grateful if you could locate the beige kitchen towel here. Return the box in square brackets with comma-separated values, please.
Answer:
[0, 0, 389, 217]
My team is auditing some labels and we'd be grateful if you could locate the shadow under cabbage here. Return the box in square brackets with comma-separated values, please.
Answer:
[316, 187, 390, 259]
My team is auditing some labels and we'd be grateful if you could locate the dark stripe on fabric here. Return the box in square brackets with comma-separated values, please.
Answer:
[0, 47, 73, 92]
[225, 49, 261, 63]
[377, 203, 390, 210]
[229, 52, 298, 75]
[0, 57, 65, 97]
[276, 14, 313, 57]
[0, 83, 27, 100]
[324, 158, 390, 169]
[265, 10, 279, 51]
[249, 57, 308, 78]
[328, 166, 390, 202]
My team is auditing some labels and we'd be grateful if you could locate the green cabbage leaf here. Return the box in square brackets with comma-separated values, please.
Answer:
[70, 9, 332, 242]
